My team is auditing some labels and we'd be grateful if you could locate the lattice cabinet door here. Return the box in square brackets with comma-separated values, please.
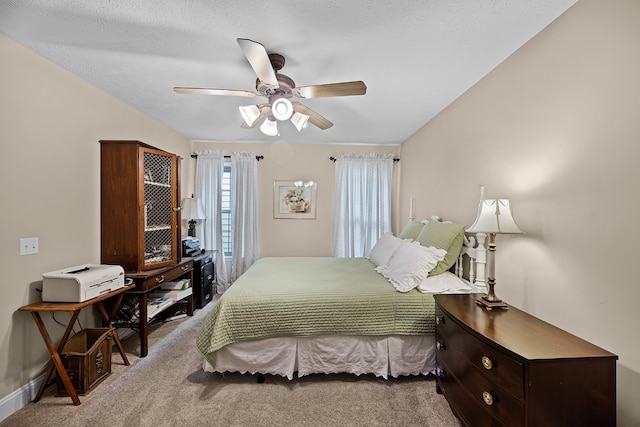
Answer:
[101, 140, 180, 272]
[141, 148, 178, 268]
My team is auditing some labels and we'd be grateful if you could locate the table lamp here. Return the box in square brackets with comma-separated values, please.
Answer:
[466, 198, 522, 309]
[181, 197, 206, 237]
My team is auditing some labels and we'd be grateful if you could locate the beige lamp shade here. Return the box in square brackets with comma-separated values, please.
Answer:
[466, 199, 522, 234]
[181, 197, 206, 220]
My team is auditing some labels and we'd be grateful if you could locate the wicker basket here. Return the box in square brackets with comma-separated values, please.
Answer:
[56, 328, 113, 396]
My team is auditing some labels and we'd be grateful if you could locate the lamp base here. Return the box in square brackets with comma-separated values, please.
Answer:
[188, 220, 196, 238]
[476, 295, 509, 310]
[476, 275, 508, 310]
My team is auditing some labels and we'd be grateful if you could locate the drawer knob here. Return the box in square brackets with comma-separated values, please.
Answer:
[481, 356, 493, 370]
[436, 341, 444, 350]
[436, 316, 445, 325]
[155, 275, 165, 284]
[482, 391, 494, 406]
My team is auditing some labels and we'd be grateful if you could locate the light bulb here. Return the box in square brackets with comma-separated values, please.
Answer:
[271, 98, 293, 121]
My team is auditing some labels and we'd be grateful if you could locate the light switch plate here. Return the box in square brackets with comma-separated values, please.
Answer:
[19, 237, 39, 255]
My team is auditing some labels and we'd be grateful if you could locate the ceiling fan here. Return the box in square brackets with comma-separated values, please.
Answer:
[174, 38, 367, 136]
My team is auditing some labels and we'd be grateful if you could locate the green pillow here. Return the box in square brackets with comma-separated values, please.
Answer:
[398, 221, 424, 240]
[416, 221, 466, 276]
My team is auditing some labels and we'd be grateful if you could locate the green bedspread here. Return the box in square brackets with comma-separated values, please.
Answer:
[196, 257, 436, 365]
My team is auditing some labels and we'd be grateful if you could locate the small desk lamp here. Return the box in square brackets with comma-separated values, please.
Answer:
[466, 198, 522, 310]
[181, 197, 206, 238]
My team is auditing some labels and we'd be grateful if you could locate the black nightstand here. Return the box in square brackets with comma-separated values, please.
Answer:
[192, 250, 216, 309]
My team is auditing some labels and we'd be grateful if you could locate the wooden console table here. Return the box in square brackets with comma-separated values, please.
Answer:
[119, 258, 194, 357]
[18, 285, 133, 405]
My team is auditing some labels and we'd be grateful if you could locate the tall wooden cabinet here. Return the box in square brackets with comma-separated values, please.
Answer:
[100, 140, 193, 357]
[100, 140, 181, 273]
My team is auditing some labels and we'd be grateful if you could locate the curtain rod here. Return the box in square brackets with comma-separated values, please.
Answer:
[191, 154, 264, 161]
[329, 156, 399, 162]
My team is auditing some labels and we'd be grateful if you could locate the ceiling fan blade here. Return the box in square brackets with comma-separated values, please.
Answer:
[237, 38, 279, 88]
[174, 87, 261, 97]
[293, 103, 333, 130]
[240, 105, 270, 128]
[295, 81, 367, 99]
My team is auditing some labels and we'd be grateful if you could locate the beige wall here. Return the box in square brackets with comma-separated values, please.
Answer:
[4, 0, 639, 423]
[399, 0, 640, 423]
[0, 34, 193, 402]
[192, 142, 400, 257]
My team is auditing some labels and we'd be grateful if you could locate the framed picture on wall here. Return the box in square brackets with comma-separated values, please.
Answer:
[274, 180, 317, 219]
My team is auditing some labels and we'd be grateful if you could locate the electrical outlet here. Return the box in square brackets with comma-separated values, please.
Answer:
[19, 237, 39, 255]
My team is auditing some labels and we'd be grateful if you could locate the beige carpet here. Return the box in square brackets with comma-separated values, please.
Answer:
[2, 300, 461, 427]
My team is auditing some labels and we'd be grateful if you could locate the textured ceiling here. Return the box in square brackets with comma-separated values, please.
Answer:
[0, 0, 576, 145]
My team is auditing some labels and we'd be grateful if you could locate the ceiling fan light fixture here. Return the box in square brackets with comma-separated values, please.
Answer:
[271, 98, 294, 121]
[260, 117, 279, 136]
[291, 112, 310, 131]
[177, 39, 366, 135]
[239, 104, 261, 126]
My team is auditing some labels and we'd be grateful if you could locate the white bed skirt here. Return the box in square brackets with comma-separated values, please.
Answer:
[203, 335, 436, 380]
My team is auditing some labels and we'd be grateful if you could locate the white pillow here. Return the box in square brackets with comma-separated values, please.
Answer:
[369, 232, 404, 267]
[416, 271, 473, 294]
[376, 241, 447, 292]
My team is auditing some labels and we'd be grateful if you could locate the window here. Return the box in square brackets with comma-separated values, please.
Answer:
[221, 157, 232, 257]
[333, 153, 394, 257]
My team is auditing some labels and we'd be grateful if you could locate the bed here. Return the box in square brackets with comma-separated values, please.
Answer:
[196, 218, 487, 379]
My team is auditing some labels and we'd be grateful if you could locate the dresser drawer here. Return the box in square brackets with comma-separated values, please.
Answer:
[437, 331, 525, 426]
[132, 260, 193, 291]
[436, 312, 524, 400]
[437, 363, 506, 427]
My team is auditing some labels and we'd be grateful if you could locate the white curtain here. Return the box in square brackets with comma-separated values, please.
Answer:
[229, 151, 258, 283]
[333, 153, 395, 258]
[194, 149, 229, 289]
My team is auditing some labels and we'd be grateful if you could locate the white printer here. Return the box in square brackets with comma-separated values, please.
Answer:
[42, 264, 125, 302]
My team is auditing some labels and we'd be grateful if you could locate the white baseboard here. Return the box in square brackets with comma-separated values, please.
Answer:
[0, 373, 45, 423]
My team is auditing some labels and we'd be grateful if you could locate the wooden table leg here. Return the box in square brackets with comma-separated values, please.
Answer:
[96, 298, 130, 366]
[186, 293, 194, 316]
[138, 292, 149, 357]
[30, 311, 81, 405]
[186, 271, 194, 316]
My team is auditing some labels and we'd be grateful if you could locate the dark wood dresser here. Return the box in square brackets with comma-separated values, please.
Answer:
[434, 294, 617, 427]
